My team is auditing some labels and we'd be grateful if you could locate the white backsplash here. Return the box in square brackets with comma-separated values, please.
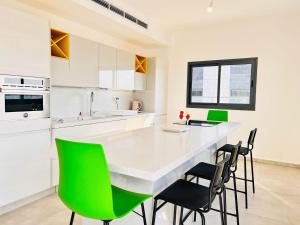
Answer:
[51, 87, 134, 119]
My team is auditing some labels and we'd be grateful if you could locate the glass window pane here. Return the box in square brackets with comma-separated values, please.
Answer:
[191, 66, 219, 103]
[220, 64, 252, 104]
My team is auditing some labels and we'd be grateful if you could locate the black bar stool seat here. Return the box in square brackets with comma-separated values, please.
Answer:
[156, 179, 212, 211]
[219, 144, 249, 155]
[186, 162, 216, 181]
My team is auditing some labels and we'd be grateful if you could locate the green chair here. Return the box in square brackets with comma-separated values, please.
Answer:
[207, 110, 229, 122]
[56, 139, 151, 225]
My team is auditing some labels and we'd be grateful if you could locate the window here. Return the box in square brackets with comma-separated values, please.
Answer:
[186, 58, 257, 110]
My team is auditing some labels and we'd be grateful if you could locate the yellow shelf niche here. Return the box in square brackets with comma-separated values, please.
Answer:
[135, 55, 147, 74]
[51, 29, 69, 59]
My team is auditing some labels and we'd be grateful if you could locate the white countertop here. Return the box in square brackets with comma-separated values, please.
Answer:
[81, 122, 240, 182]
[52, 112, 156, 129]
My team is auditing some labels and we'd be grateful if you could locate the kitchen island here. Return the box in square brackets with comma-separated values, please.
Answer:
[61, 122, 240, 225]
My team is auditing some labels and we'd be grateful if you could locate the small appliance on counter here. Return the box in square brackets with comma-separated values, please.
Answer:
[131, 100, 143, 112]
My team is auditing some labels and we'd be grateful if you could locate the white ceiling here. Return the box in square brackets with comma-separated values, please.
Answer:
[7, 0, 300, 47]
[119, 0, 300, 30]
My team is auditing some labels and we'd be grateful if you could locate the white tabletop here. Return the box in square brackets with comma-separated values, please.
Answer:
[83, 122, 240, 182]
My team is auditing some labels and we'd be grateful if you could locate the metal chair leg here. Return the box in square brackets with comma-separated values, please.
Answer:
[173, 205, 177, 225]
[151, 199, 158, 225]
[199, 212, 206, 225]
[223, 187, 227, 225]
[193, 177, 199, 222]
[250, 151, 255, 193]
[219, 193, 225, 225]
[179, 207, 184, 225]
[69, 212, 75, 225]
[141, 203, 147, 225]
[233, 173, 240, 225]
[243, 155, 248, 209]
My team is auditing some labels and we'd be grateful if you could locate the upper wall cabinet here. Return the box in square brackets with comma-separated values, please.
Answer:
[99, 44, 116, 89]
[116, 49, 135, 90]
[0, 6, 50, 78]
[51, 35, 98, 87]
[69, 35, 98, 87]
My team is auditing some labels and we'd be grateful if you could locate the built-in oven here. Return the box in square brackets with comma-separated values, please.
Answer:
[0, 75, 50, 120]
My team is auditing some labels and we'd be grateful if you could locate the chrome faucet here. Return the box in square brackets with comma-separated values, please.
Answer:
[114, 97, 120, 110]
[90, 91, 94, 117]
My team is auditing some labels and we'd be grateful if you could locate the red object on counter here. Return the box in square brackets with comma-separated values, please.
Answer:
[186, 114, 190, 120]
[179, 113, 184, 120]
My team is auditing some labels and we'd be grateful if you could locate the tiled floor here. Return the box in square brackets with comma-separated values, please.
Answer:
[0, 161, 299, 225]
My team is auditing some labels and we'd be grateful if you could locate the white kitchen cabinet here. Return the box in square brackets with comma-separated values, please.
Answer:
[116, 49, 135, 90]
[51, 35, 98, 87]
[99, 44, 117, 89]
[69, 35, 99, 87]
[0, 129, 51, 207]
[51, 57, 70, 86]
[134, 72, 147, 90]
[0, 6, 50, 78]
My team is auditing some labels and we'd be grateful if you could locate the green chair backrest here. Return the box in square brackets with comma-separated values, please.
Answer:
[207, 110, 228, 122]
[56, 139, 116, 220]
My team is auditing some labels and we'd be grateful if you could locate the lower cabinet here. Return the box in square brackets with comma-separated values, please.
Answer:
[0, 129, 51, 207]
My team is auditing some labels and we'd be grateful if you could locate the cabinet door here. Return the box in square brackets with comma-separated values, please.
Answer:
[99, 44, 116, 89]
[69, 35, 99, 87]
[51, 57, 70, 86]
[0, 6, 50, 77]
[116, 50, 135, 90]
[0, 129, 51, 207]
[134, 72, 147, 90]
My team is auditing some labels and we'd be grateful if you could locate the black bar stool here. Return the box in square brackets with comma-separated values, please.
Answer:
[216, 128, 257, 209]
[185, 141, 242, 225]
[151, 157, 229, 225]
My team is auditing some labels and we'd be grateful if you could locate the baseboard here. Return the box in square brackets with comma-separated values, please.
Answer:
[253, 158, 300, 169]
[0, 187, 56, 216]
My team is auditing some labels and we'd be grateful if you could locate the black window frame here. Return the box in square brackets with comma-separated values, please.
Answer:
[186, 57, 258, 111]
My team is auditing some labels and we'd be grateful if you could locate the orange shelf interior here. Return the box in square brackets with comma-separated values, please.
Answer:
[135, 55, 147, 74]
[51, 29, 69, 59]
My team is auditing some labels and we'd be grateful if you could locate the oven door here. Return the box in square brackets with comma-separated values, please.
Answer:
[0, 90, 49, 120]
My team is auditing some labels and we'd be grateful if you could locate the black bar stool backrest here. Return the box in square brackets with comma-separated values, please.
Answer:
[231, 141, 242, 170]
[207, 157, 229, 211]
[247, 128, 257, 150]
[223, 141, 242, 183]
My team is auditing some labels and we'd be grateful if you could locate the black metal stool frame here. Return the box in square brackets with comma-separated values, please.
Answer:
[151, 158, 229, 225]
[216, 128, 257, 209]
[186, 141, 241, 225]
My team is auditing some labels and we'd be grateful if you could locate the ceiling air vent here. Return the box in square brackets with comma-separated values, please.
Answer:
[91, 0, 148, 29]
[109, 5, 124, 17]
[125, 13, 137, 23]
[92, 0, 109, 9]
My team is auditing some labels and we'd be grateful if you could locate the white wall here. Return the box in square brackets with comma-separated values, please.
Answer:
[167, 13, 300, 165]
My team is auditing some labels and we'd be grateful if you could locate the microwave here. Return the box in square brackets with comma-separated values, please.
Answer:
[0, 75, 50, 120]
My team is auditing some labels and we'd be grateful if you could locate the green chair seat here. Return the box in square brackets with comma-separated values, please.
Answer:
[112, 186, 149, 218]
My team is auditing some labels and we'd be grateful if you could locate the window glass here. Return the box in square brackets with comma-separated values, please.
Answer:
[191, 66, 218, 103]
[220, 64, 252, 104]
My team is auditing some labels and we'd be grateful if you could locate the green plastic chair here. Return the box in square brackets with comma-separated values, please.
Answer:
[56, 139, 151, 225]
[207, 110, 229, 122]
